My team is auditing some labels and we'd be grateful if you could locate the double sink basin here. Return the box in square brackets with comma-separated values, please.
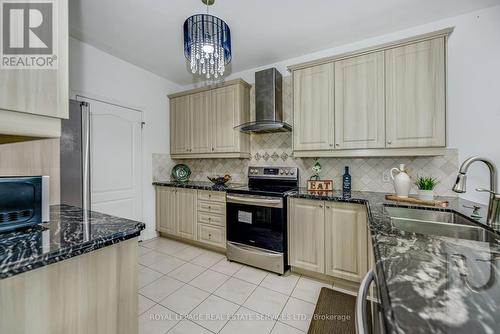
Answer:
[384, 206, 497, 242]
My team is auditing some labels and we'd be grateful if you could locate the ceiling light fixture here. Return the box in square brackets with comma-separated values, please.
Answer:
[183, 0, 231, 79]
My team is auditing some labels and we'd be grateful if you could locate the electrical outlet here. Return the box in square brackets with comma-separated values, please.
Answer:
[383, 170, 391, 183]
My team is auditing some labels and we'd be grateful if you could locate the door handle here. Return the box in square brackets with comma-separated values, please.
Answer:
[226, 195, 283, 208]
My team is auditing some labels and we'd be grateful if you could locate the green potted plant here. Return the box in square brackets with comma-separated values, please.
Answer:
[415, 175, 438, 200]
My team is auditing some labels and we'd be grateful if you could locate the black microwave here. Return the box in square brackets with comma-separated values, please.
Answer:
[0, 176, 50, 233]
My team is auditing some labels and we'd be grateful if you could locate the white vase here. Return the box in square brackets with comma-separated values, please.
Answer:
[390, 164, 411, 198]
[417, 189, 434, 200]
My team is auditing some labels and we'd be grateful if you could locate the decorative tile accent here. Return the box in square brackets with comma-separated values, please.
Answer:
[152, 76, 459, 197]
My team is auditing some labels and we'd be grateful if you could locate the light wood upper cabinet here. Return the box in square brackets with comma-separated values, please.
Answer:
[170, 95, 191, 154]
[334, 51, 385, 149]
[324, 202, 368, 282]
[290, 29, 451, 157]
[155, 186, 177, 235]
[293, 63, 334, 151]
[190, 91, 212, 153]
[176, 188, 197, 240]
[385, 37, 446, 148]
[168, 79, 250, 159]
[0, 0, 68, 143]
[288, 198, 325, 273]
[212, 85, 239, 153]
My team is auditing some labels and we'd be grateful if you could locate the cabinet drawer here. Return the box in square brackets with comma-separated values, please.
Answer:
[198, 190, 226, 203]
[198, 200, 226, 215]
[198, 212, 225, 227]
[198, 224, 225, 247]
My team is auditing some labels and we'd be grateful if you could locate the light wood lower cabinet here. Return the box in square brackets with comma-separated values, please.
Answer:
[196, 190, 226, 249]
[198, 223, 225, 248]
[288, 198, 369, 285]
[155, 188, 226, 249]
[0, 238, 138, 334]
[288, 198, 325, 273]
[325, 202, 368, 282]
[155, 187, 197, 240]
[176, 188, 197, 240]
[156, 186, 177, 235]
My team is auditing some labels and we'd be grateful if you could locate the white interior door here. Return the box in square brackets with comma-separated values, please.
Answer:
[77, 96, 143, 222]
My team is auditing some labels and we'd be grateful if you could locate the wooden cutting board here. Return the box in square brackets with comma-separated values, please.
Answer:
[385, 194, 449, 207]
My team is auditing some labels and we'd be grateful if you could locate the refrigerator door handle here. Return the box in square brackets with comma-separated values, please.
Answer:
[81, 101, 91, 217]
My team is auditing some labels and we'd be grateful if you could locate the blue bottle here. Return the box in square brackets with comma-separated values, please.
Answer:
[342, 166, 351, 198]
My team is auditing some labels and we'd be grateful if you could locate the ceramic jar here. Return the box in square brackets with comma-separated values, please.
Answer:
[390, 164, 411, 198]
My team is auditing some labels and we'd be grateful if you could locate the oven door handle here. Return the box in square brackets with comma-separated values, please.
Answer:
[226, 195, 283, 208]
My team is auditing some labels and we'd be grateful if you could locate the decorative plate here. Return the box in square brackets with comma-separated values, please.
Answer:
[171, 164, 191, 183]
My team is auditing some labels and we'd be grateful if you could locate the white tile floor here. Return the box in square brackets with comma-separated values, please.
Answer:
[138, 237, 335, 334]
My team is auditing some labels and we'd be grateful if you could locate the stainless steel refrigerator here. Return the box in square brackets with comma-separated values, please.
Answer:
[60, 100, 91, 211]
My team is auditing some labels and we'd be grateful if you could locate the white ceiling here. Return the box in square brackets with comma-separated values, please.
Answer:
[69, 0, 499, 86]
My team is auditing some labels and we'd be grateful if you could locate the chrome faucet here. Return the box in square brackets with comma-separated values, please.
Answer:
[453, 156, 500, 229]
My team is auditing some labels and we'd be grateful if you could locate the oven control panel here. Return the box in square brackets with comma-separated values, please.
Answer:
[248, 167, 298, 179]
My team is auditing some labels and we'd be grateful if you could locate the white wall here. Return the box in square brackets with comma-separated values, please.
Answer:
[182, 5, 500, 204]
[69, 37, 180, 240]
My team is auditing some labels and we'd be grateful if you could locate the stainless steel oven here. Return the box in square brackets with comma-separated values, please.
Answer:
[226, 166, 298, 275]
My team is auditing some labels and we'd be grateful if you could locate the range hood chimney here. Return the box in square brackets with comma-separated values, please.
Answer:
[235, 68, 291, 134]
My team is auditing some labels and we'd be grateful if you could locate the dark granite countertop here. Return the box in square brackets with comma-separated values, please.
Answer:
[289, 189, 500, 334]
[153, 180, 244, 192]
[0, 205, 145, 280]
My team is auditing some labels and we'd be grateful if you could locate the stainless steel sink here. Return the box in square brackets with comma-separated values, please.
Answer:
[384, 206, 496, 242]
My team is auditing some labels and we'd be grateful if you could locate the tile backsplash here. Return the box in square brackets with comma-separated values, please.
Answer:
[153, 137, 459, 197]
[154, 76, 459, 197]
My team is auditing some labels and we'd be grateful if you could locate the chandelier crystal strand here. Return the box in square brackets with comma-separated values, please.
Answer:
[183, 1, 231, 80]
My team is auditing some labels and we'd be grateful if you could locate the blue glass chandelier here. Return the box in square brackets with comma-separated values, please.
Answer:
[183, 0, 231, 79]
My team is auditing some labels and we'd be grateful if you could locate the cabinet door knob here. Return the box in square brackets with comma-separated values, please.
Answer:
[326, 205, 330, 209]
[212, 148, 215, 151]
[387, 140, 392, 145]
[335, 144, 340, 147]
[329, 144, 333, 147]
[319, 204, 323, 208]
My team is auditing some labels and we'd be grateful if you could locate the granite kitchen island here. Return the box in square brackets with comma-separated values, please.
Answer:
[0, 205, 145, 334]
[289, 190, 500, 334]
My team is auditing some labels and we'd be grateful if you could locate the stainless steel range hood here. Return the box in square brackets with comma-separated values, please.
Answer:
[235, 68, 291, 134]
